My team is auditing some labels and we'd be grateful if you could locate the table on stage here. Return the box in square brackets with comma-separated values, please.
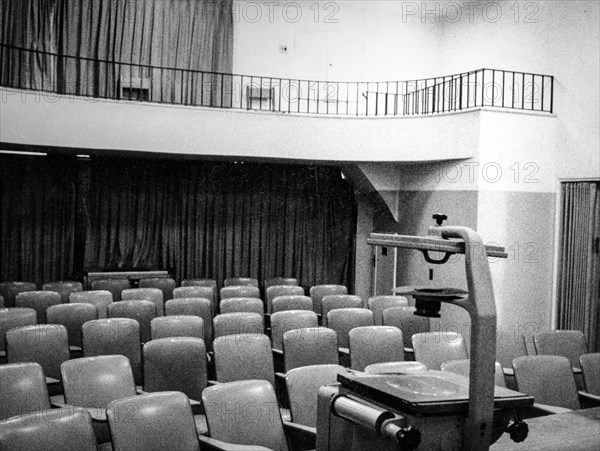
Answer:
[491, 407, 600, 450]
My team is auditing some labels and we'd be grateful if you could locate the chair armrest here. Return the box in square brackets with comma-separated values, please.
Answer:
[51, 399, 108, 422]
[272, 348, 283, 357]
[503, 367, 514, 377]
[50, 395, 66, 407]
[572, 367, 582, 374]
[529, 403, 573, 416]
[283, 420, 316, 450]
[45, 376, 60, 385]
[208, 380, 222, 386]
[338, 347, 349, 356]
[136, 387, 148, 395]
[198, 436, 272, 451]
[578, 391, 600, 408]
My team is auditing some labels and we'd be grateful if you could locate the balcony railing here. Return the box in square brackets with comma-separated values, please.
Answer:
[0, 44, 554, 116]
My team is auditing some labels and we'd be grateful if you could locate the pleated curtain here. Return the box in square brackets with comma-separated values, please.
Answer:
[557, 181, 600, 352]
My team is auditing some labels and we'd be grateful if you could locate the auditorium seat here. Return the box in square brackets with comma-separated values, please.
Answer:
[69, 290, 113, 318]
[0, 281, 37, 308]
[220, 285, 260, 300]
[285, 364, 345, 429]
[382, 306, 430, 359]
[283, 327, 338, 372]
[271, 310, 318, 372]
[411, 331, 468, 371]
[441, 359, 506, 387]
[349, 326, 404, 371]
[82, 318, 143, 385]
[580, 353, 600, 396]
[139, 277, 176, 303]
[15, 290, 61, 323]
[181, 279, 217, 313]
[0, 307, 37, 360]
[108, 300, 156, 343]
[213, 312, 263, 339]
[326, 308, 374, 366]
[220, 297, 264, 318]
[47, 303, 98, 356]
[367, 295, 408, 325]
[321, 295, 363, 327]
[165, 297, 213, 347]
[42, 281, 83, 304]
[90, 278, 130, 302]
[0, 362, 50, 420]
[107, 391, 202, 451]
[213, 333, 275, 385]
[272, 295, 313, 314]
[143, 337, 209, 434]
[150, 315, 204, 340]
[0, 407, 98, 451]
[122, 287, 165, 316]
[309, 284, 347, 316]
[224, 277, 259, 287]
[201, 380, 313, 450]
[174, 286, 215, 315]
[6, 324, 70, 391]
[266, 285, 305, 314]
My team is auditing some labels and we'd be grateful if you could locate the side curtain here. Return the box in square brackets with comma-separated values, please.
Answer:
[0, 0, 233, 105]
[557, 181, 600, 352]
[0, 155, 77, 287]
[81, 159, 357, 289]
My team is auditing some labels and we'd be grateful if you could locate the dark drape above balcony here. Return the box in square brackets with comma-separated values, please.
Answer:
[0, 155, 357, 290]
[1, 0, 233, 103]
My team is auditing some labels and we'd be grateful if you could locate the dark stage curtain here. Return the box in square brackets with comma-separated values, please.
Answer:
[1, 0, 233, 105]
[0, 155, 77, 287]
[81, 159, 357, 289]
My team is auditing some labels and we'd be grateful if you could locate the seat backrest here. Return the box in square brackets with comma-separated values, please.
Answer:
[364, 361, 428, 375]
[0, 362, 50, 420]
[213, 333, 275, 385]
[143, 337, 207, 401]
[213, 312, 263, 339]
[220, 297, 264, 317]
[0, 281, 37, 308]
[138, 278, 177, 303]
[534, 330, 589, 369]
[326, 308, 374, 348]
[108, 300, 156, 343]
[513, 355, 580, 410]
[272, 295, 313, 314]
[309, 284, 347, 315]
[90, 279, 130, 302]
[440, 359, 506, 387]
[580, 353, 600, 395]
[382, 306, 430, 350]
[122, 288, 164, 316]
[266, 285, 305, 314]
[182, 278, 217, 289]
[107, 391, 201, 451]
[42, 281, 83, 304]
[271, 310, 319, 351]
[285, 364, 344, 427]
[264, 278, 299, 289]
[0, 407, 97, 451]
[349, 326, 404, 371]
[15, 290, 61, 323]
[61, 355, 137, 408]
[6, 324, 70, 380]
[283, 327, 338, 371]
[368, 295, 408, 325]
[47, 303, 97, 349]
[220, 285, 260, 300]
[0, 307, 37, 353]
[496, 332, 529, 371]
[321, 295, 363, 326]
[202, 380, 288, 451]
[69, 290, 113, 318]
[82, 318, 142, 385]
[165, 297, 213, 345]
[412, 331, 468, 371]
[224, 277, 259, 287]
[150, 315, 204, 340]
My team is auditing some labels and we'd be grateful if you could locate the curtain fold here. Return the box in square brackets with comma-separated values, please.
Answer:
[557, 182, 600, 352]
[0, 155, 77, 287]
